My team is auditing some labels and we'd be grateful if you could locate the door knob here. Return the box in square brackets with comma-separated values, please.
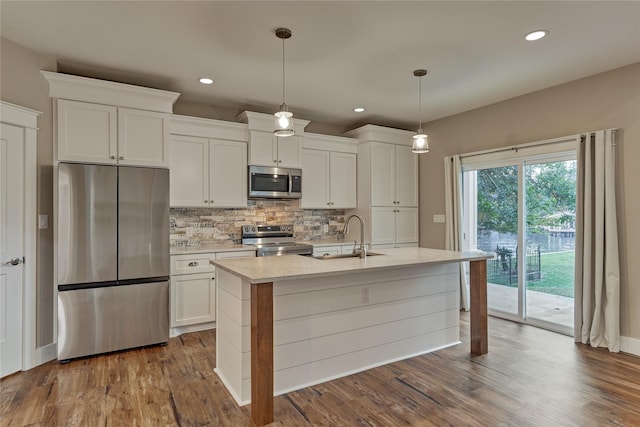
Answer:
[4, 257, 22, 266]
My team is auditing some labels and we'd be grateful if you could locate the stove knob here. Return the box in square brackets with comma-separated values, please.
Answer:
[252, 227, 256, 232]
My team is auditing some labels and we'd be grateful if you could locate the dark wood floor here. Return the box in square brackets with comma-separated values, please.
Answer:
[2, 313, 640, 426]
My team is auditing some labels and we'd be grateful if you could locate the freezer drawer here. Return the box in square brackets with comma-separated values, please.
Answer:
[57, 281, 169, 360]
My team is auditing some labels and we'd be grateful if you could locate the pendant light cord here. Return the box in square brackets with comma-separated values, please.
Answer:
[418, 76, 422, 130]
[282, 37, 286, 104]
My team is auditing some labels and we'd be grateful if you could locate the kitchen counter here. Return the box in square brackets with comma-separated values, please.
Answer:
[213, 247, 492, 426]
[213, 246, 488, 283]
[170, 243, 255, 255]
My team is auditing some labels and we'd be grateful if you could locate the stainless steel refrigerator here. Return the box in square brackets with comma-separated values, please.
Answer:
[57, 163, 170, 360]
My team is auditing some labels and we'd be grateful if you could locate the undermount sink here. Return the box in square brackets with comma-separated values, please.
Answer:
[310, 252, 385, 260]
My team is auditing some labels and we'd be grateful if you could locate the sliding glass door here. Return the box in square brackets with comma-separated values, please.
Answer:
[462, 152, 576, 334]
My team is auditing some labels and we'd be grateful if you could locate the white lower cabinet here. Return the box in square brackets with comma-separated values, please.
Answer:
[312, 245, 342, 256]
[172, 272, 216, 327]
[170, 250, 255, 336]
[371, 206, 419, 247]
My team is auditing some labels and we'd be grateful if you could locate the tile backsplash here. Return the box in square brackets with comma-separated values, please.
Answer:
[170, 199, 347, 246]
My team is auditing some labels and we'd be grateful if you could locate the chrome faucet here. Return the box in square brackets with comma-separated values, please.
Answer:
[342, 214, 367, 258]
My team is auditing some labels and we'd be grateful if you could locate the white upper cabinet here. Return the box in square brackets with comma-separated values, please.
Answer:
[57, 99, 118, 164]
[248, 130, 301, 168]
[57, 100, 170, 167]
[371, 142, 418, 207]
[170, 135, 209, 207]
[329, 151, 357, 208]
[209, 139, 247, 207]
[301, 149, 330, 208]
[301, 134, 358, 209]
[394, 144, 419, 207]
[170, 135, 247, 208]
[117, 107, 170, 167]
[43, 72, 179, 168]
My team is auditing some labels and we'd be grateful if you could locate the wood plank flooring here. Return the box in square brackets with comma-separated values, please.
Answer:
[2, 313, 640, 426]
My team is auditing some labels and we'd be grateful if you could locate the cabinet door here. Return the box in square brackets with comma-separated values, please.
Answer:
[371, 207, 396, 245]
[395, 207, 419, 245]
[171, 273, 216, 327]
[170, 135, 209, 207]
[395, 145, 418, 207]
[276, 135, 302, 168]
[370, 142, 396, 206]
[57, 99, 117, 163]
[209, 139, 247, 208]
[118, 108, 170, 167]
[313, 245, 342, 256]
[330, 152, 357, 209]
[301, 149, 330, 208]
[249, 130, 276, 166]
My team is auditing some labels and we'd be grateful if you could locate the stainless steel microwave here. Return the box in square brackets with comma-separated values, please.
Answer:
[248, 165, 302, 199]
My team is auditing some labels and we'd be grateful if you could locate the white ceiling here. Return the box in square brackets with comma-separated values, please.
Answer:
[2, 1, 639, 132]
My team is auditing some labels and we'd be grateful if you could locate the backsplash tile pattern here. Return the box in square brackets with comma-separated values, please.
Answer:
[170, 200, 346, 246]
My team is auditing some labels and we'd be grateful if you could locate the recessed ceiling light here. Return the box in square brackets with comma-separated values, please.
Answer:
[525, 30, 548, 41]
[198, 77, 214, 85]
[353, 107, 365, 113]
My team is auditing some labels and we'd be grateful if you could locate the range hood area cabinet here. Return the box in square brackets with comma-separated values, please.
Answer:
[301, 133, 359, 209]
[237, 111, 310, 169]
[42, 71, 180, 168]
[343, 125, 419, 248]
[248, 130, 302, 168]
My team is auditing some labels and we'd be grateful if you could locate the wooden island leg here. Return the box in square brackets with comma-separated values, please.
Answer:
[251, 282, 274, 426]
[469, 259, 488, 355]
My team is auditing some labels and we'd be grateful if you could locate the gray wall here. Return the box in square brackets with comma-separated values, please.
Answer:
[1, 37, 57, 346]
[418, 62, 640, 340]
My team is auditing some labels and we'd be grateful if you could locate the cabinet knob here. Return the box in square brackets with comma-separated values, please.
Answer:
[119, 156, 124, 160]
[273, 160, 277, 163]
[188, 261, 199, 267]
[278, 160, 282, 163]
[204, 200, 208, 203]
[110, 155, 116, 160]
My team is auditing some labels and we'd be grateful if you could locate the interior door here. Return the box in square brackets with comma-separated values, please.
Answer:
[0, 123, 24, 377]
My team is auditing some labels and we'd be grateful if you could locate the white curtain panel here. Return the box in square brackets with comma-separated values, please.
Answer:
[574, 129, 620, 352]
[444, 155, 470, 311]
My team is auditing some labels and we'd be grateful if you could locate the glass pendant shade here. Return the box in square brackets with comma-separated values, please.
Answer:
[274, 103, 294, 137]
[412, 69, 429, 154]
[412, 129, 429, 153]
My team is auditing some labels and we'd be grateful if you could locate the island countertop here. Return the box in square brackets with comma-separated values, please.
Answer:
[212, 246, 491, 284]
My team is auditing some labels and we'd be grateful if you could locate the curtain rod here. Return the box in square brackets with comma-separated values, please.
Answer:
[458, 134, 580, 160]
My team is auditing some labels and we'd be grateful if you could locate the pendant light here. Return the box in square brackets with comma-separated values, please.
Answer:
[274, 27, 294, 137]
[411, 69, 429, 153]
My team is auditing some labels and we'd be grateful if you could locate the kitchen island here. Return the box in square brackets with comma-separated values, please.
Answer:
[213, 247, 492, 426]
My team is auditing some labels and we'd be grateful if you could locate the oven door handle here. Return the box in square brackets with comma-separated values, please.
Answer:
[288, 170, 292, 195]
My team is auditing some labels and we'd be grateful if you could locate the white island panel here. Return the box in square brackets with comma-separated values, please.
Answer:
[215, 260, 462, 405]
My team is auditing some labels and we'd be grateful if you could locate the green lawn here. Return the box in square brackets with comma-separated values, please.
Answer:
[489, 251, 575, 298]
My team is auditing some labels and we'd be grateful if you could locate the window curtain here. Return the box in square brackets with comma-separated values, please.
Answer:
[574, 129, 620, 352]
[444, 155, 470, 310]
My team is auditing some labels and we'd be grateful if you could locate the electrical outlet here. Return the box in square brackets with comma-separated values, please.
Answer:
[38, 214, 48, 229]
[433, 214, 446, 223]
[323, 224, 329, 233]
[362, 287, 370, 304]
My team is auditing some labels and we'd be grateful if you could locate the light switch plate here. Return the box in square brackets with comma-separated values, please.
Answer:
[38, 214, 48, 229]
[433, 214, 445, 223]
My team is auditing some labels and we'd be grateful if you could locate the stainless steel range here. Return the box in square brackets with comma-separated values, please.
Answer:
[241, 224, 313, 257]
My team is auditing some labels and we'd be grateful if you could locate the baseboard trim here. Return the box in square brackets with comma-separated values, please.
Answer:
[170, 322, 216, 338]
[621, 335, 640, 356]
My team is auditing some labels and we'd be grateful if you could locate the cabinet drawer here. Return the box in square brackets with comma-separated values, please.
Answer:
[171, 253, 215, 275]
[215, 250, 256, 260]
